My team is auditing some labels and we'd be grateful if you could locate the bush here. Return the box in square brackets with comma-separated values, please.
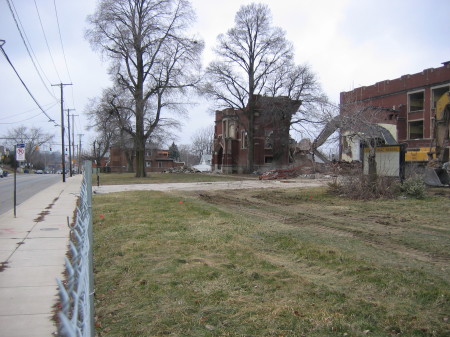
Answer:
[328, 174, 401, 200]
[401, 176, 426, 199]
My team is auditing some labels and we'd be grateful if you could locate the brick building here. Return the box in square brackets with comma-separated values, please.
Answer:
[212, 96, 301, 173]
[109, 146, 184, 173]
[340, 61, 450, 161]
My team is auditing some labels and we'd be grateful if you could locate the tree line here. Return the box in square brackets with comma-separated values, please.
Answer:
[84, 0, 328, 177]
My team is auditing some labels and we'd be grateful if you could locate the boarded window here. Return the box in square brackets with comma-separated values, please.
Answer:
[265, 131, 273, 149]
[408, 91, 424, 112]
[409, 120, 424, 139]
[241, 130, 248, 149]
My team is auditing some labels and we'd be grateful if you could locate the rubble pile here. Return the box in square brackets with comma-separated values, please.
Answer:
[259, 161, 362, 180]
[329, 161, 362, 175]
[259, 165, 306, 180]
[163, 166, 204, 174]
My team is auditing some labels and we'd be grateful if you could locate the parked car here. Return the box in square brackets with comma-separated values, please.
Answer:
[35, 170, 44, 174]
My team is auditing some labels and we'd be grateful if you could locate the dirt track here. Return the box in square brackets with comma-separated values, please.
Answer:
[93, 178, 329, 194]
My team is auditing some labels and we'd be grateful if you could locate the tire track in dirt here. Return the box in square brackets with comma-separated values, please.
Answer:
[197, 191, 449, 266]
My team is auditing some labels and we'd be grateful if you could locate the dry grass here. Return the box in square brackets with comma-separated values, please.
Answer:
[93, 187, 450, 336]
[93, 172, 253, 186]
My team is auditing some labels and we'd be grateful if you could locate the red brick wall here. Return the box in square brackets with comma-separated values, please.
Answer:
[340, 62, 450, 149]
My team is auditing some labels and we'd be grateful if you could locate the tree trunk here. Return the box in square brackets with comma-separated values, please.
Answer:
[135, 134, 146, 178]
[247, 112, 255, 173]
[125, 149, 134, 173]
[368, 147, 377, 192]
[135, 45, 146, 178]
[134, 97, 146, 177]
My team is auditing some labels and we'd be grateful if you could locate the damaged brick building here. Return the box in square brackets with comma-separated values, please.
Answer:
[108, 146, 184, 173]
[212, 96, 301, 173]
[340, 61, 450, 161]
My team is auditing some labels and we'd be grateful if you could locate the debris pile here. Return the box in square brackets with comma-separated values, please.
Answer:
[259, 166, 306, 180]
[163, 166, 204, 174]
[259, 161, 362, 180]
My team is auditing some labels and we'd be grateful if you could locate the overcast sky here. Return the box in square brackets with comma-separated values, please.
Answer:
[1, 0, 449, 151]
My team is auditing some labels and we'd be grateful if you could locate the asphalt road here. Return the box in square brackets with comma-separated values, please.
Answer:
[0, 173, 62, 216]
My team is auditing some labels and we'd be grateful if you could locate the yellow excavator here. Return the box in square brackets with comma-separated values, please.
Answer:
[423, 91, 450, 186]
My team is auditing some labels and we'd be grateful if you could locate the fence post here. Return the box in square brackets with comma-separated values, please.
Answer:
[84, 160, 95, 337]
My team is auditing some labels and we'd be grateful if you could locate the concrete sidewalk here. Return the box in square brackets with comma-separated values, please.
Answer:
[0, 175, 82, 337]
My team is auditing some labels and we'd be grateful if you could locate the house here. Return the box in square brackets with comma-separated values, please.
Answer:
[340, 61, 450, 161]
[109, 145, 184, 173]
[212, 96, 301, 173]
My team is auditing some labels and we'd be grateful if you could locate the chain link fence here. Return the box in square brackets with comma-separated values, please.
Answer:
[56, 161, 95, 337]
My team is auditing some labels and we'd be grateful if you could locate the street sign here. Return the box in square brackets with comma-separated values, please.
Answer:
[16, 144, 25, 161]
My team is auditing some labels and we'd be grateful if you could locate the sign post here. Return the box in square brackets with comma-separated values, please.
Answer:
[14, 144, 25, 217]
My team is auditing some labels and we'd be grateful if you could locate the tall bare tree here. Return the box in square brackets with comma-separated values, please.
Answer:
[4, 126, 54, 167]
[191, 125, 213, 157]
[86, 0, 203, 177]
[202, 3, 295, 172]
[203, 4, 326, 172]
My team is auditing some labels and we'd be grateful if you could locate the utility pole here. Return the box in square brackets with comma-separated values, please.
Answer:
[71, 114, 79, 173]
[52, 83, 72, 182]
[78, 133, 84, 174]
[66, 109, 75, 177]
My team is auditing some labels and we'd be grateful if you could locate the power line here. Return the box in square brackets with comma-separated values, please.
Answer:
[0, 113, 42, 124]
[0, 102, 57, 121]
[33, 0, 63, 85]
[53, 0, 72, 83]
[5, 0, 59, 98]
[0, 41, 58, 126]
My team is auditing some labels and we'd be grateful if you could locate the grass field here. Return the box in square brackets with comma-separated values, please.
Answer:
[92, 186, 450, 336]
[94, 172, 251, 185]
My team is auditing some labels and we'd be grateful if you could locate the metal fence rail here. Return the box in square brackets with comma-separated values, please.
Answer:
[56, 161, 95, 337]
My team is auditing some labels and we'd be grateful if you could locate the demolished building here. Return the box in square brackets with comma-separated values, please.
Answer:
[212, 96, 301, 173]
[340, 61, 450, 162]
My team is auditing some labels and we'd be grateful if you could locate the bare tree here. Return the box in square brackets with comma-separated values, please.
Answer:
[4, 126, 54, 167]
[202, 3, 294, 172]
[83, 137, 111, 172]
[86, 0, 203, 177]
[339, 102, 399, 189]
[178, 143, 198, 166]
[86, 87, 135, 171]
[264, 63, 328, 128]
[191, 125, 213, 157]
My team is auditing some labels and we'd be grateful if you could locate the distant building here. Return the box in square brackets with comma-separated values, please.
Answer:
[340, 61, 450, 161]
[109, 145, 184, 173]
[212, 96, 301, 173]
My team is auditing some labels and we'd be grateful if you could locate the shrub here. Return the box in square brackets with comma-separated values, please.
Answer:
[328, 174, 401, 200]
[401, 176, 426, 199]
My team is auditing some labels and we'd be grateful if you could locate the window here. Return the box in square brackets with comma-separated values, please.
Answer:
[241, 130, 248, 149]
[265, 156, 273, 164]
[145, 161, 151, 168]
[158, 162, 163, 168]
[408, 91, 424, 112]
[222, 120, 229, 138]
[265, 131, 273, 149]
[432, 86, 450, 108]
[409, 120, 424, 139]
